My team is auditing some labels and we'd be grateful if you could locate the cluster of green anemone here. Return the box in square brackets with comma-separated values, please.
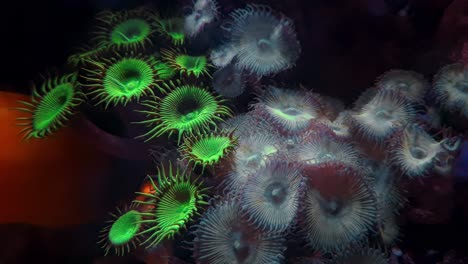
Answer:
[15, 4, 239, 259]
[16, 6, 219, 140]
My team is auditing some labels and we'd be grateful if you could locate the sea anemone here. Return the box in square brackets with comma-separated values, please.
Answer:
[155, 17, 186, 46]
[192, 198, 286, 264]
[154, 60, 176, 80]
[241, 160, 303, 231]
[179, 129, 238, 170]
[134, 81, 232, 143]
[388, 124, 450, 178]
[135, 162, 209, 248]
[319, 111, 353, 140]
[212, 62, 246, 98]
[376, 69, 429, 102]
[210, 43, 239, 68]
[16, 73, 84, 140]
[433, 63, 468, 118]
[292, 134, 361, 167]
[161, 48, 211, 78]
[92, 8, 157, 50]
[302, 163, 377, 252]
[351, 90, 415, 143]
[184, 0, 219, 37]
[251, 86, 322, 135]
[97, 204, 143, 256]
[225, 4, 301, 76]
[223, 130, 281, 193]
[81, 50, 160, 108]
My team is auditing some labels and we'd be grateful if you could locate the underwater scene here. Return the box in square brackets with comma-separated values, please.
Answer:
[1, 0, 468, 263]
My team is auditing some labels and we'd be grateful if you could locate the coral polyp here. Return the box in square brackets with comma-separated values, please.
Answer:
[184, 0, 219, 37]
[224, 131, 281, 193]
[252, 86, 322, 135]
[388, 124, 448, 178]
[93, 8, 156, 49]
[433, 63, 468, 118]
[161, 49, 211, 78]
[226, 4, 301, 76]
[179, 130, 238, 169]
[351, 90, 415, 143]
[155, 17, 186, 46]
[376, 69, 429, 102]
[241, 160, 303, 231]
[293, 135, 361, 167]
[97, 205, 143, 256]
[302, 163, 377, 252]
[135, 163, 209, 248]
[81, 51, 160, 108]
[135, 81, 232, 143]
[193, 198, 286, 264]
[16, 73, 84, 139]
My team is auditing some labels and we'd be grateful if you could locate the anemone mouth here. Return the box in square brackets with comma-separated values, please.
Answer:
[375, 109, 394, 121]
[32, 83, 75, 131]
[165, 86, 219, 131]
[256, 38, 274, 53]
[317, 195, 347, 217]
[111, 18, 151, 45]
[104, 58, 154, 96]
[265, 182, 288, 205]
[108, 210, 142, 246]
[409, 146, 428, 160]
[229, 229, 253, 262]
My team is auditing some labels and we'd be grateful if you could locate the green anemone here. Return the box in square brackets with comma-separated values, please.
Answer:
[179, 130, 237, 169]
[134, 163, 209, 248]
[97, 206, 143, 256]
[93, 8, 156, 49]
[16, 73, 84, 140]
[154, 61, 176, 80]
[82, 52, 161, 108]
[161, 49, 210, 78]
[155, 17, 185, 45]
[135, 81, 232, 143]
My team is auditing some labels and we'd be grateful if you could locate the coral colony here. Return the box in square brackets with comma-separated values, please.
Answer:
[14, 0, 466, 263]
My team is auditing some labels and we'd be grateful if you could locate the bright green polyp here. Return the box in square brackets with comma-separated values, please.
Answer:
[111, 19, 151, 45]
[175, 55, 207, 77]
[103, 58, 154, 98]
[160, 86, 218, 139]
[32, 83, 74, 133]
[154, 61, 176, 80]
[190, 136, 232, 164]
[108, 210, 142, 246]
